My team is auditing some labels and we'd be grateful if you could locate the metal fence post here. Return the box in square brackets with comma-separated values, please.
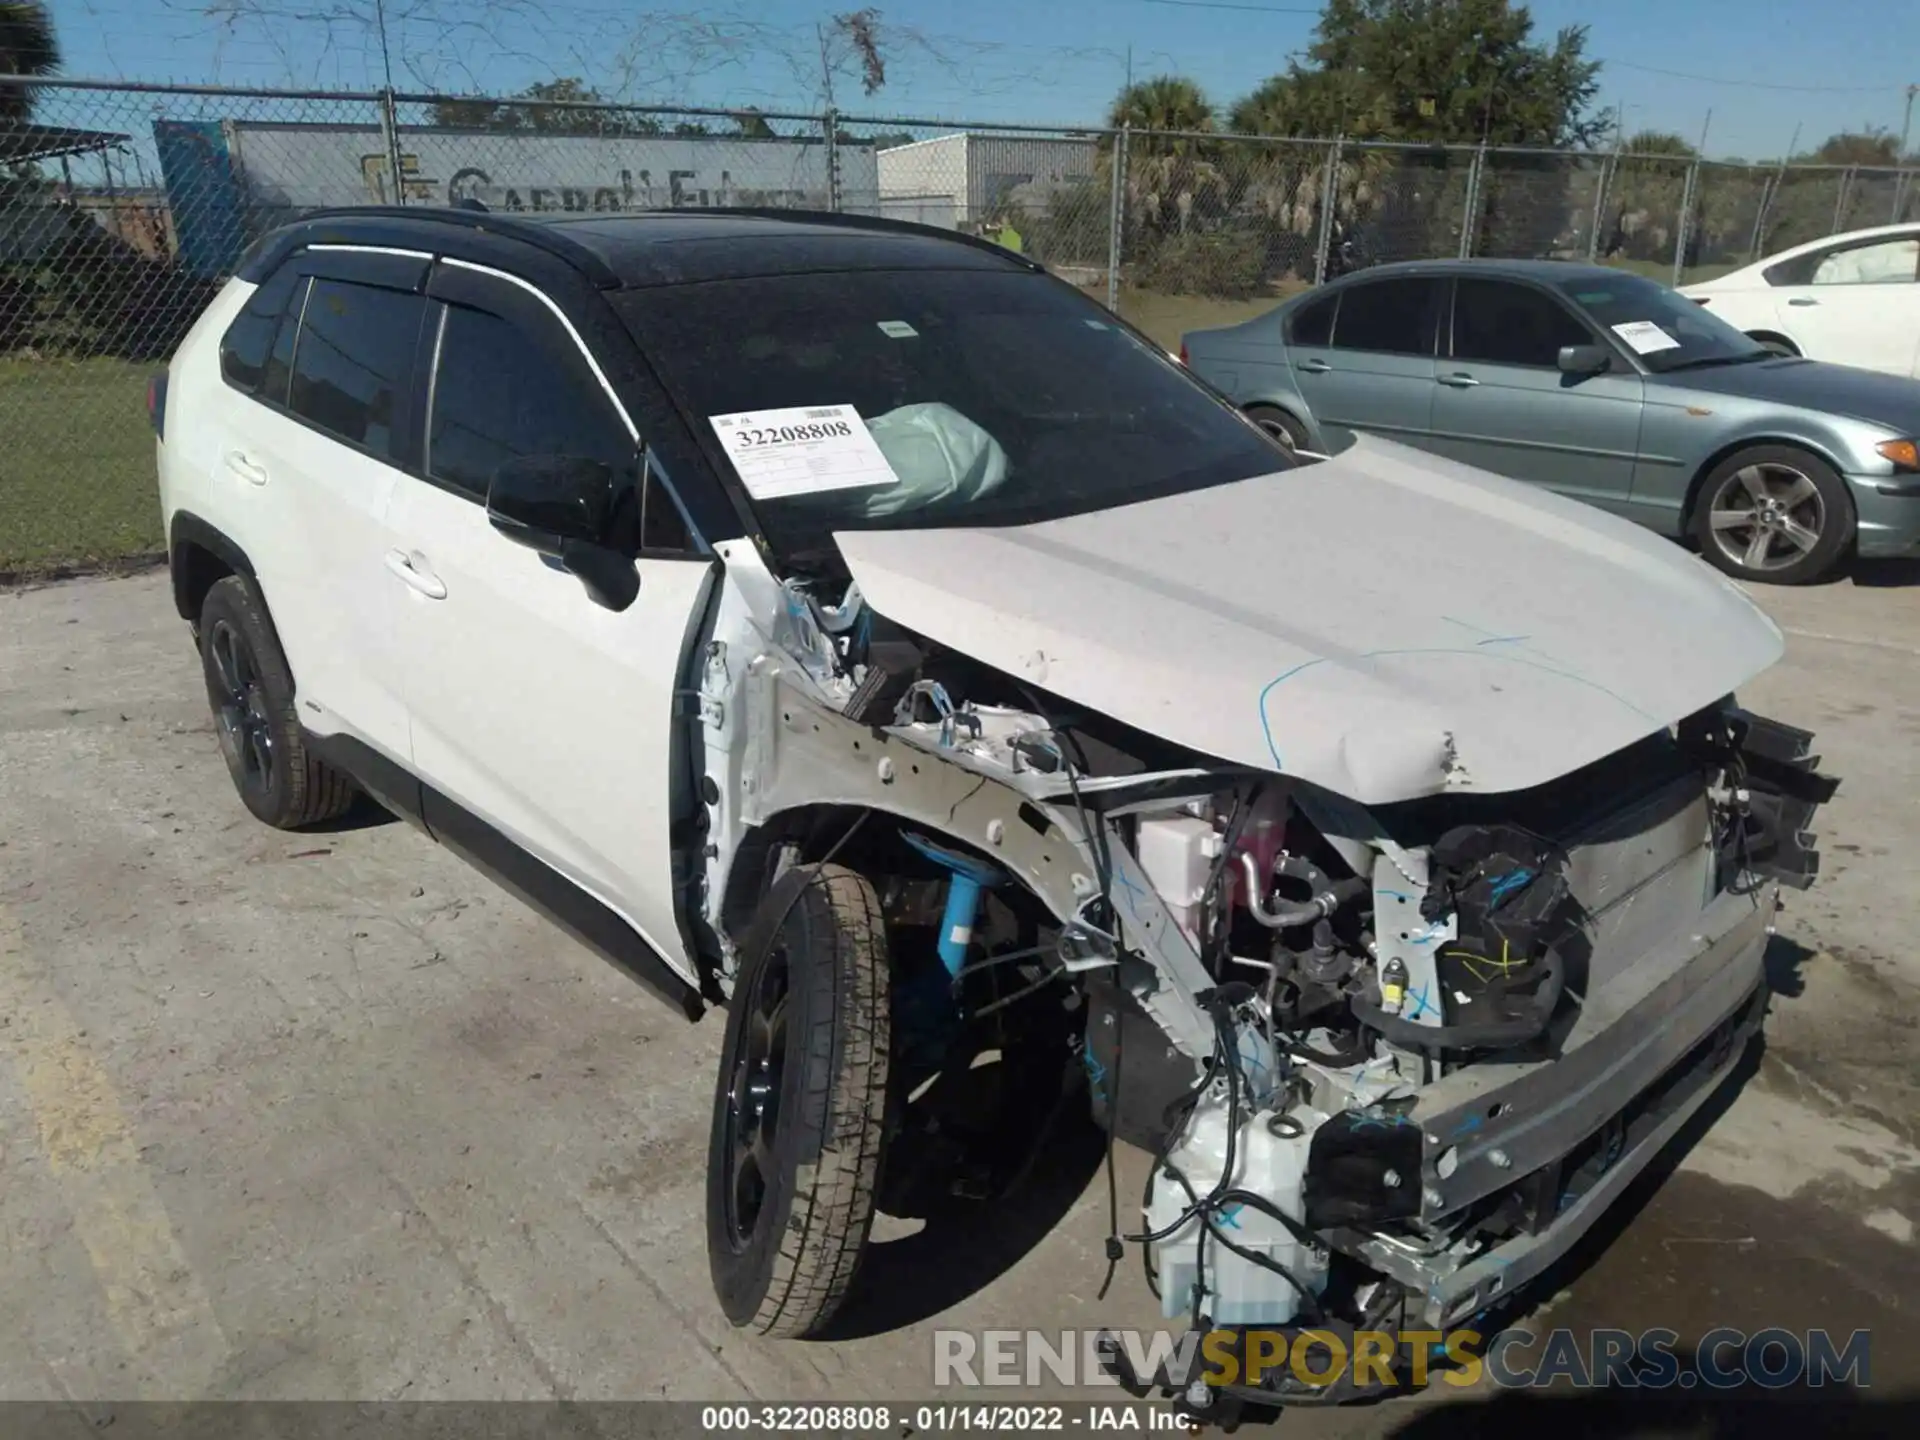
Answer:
[1832, 166, 1855, 232]
[1312, 138, 1341, 285]
[822, 108, 842, 212]
[1458, 144, 1486, 259]
[1587, 150, 1614, 261]
[1672, 159, 1700, 287]
[378, 87, 406, 206]
[1105, 124, 1129, 312]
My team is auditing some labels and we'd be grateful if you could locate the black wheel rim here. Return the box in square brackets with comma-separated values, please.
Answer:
[1707, 462, 1826, 574]
[722, 939, 791, 1247]
[208, 619, 275, 792]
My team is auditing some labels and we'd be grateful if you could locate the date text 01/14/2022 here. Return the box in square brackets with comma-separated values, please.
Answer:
[698, 1403, 1189, 1431]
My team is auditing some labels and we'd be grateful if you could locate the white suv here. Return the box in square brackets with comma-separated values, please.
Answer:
[156, 205, 1834, 1410]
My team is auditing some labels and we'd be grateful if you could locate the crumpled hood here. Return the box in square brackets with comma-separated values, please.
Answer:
[832, 434, 1784, 803]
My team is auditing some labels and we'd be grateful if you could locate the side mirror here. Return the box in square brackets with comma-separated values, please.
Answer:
[1557, 343, 1611, 376]
[488, 454, 615, 552]
[487, 455, 639, 612]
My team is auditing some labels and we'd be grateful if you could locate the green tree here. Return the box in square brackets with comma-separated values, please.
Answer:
[429, 78, 661, 137]
[732, 108, 777, 140]
[1222, 1, 1604, 264]
[1, 0, 61, 124]
[1230, 0, 1602, 147]
[1107, 75, 1222, 237]
[1802, 130, 1901, 167]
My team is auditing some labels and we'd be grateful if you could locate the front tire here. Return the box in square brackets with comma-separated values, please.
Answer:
[707, 864, 890, 1338]
[198, 575, 356, 828]
[1692, 444, 1854, 585]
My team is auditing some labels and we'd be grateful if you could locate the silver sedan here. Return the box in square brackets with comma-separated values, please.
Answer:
[1182, 259, 1920, 583]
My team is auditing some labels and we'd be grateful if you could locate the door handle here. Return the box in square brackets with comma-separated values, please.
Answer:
[1296, 358, 1333, 374]
[224, 450, 268, 486]
[1787, 297, 1820, 307]
[1437, 372, 1480, 388]
[385, 549, 448, 600]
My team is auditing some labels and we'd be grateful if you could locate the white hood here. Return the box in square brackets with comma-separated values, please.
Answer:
[832, 435, 1784, 803]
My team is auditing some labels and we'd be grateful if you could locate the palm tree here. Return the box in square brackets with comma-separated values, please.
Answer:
[2, 1, 62, 125]
[1107, 75, 1220, 236]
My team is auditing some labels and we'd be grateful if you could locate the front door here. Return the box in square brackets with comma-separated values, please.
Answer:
[1290, 274, 1444, 450]
[1424, 277, 1645, 516]
[384, 262, 715, 981]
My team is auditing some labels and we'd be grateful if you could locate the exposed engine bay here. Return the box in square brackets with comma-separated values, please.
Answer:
[690, 520, 1836, 1407]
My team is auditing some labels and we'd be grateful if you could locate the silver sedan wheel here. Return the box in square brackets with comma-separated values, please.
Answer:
[1706, 462, 1826, 573]
[1254, 416, 1298, 452]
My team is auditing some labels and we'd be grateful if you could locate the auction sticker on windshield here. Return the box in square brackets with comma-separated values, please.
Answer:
[711, 404, 900, 501]
[1610, 320, 1681, 355]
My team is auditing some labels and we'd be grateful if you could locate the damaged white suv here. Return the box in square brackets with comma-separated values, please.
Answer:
[154, 206, 1836, 1407]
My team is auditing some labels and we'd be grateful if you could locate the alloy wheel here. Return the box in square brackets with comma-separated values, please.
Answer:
[208, 619, 275, 791]
[722, 941, 791, 1246]
[1706, 462, 1826, 574]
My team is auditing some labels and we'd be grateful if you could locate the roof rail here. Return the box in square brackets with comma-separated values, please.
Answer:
[687, 206, 1044, 271]
[287, 205, 622, 287]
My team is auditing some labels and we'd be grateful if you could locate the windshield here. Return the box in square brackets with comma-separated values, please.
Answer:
[617, 269, 1287, 564]
[1552, 271, 1769, 373]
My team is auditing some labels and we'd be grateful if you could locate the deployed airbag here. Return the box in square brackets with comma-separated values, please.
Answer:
[857, 402, 1009, 518]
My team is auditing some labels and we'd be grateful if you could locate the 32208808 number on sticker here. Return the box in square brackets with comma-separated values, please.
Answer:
[708, 402, 901, 502]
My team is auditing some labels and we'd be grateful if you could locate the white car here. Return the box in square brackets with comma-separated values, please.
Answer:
[1682, 222, 1920, 376]
[152, 204, 1835, 1411]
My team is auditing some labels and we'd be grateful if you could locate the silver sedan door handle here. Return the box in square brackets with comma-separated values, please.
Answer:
[1787, 297, 1820, 307]
[1296, 358, 1333, 374]
[385, 549, 448, 600]
[1437, 372, 1480, 388]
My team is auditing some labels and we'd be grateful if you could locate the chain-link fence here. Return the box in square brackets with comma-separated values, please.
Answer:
[2, 74, 1918, 571]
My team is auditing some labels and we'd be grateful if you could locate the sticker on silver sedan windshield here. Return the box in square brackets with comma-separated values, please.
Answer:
[876, 320, 919, 338]
[1610, 320, 1681, 355]
[710, 404, 901, 501]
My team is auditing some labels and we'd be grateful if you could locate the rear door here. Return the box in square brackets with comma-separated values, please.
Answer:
[1287, 275, 1443, 449]
[383, 259, 715, 983]
[217, 250, 426, 763]
[1426, 276, 1645, 516]
[1765, 230, 1920, 375]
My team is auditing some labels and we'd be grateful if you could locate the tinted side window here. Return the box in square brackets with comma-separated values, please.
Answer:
[1330, 278, 1439, 356]
[219, 264, 301, 393]
[260, 275, 310, 407]
[288, 278, 424, 459]
[426, 304, 691, 547]
[1452, 279, 1592, 367]
[1289, 292, 1337, 347]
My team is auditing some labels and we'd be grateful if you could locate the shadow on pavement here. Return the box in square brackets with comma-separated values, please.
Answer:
[817, 1056, 1106, 1340]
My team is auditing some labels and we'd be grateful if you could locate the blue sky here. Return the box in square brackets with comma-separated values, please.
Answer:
[44, 0, 1920, 159]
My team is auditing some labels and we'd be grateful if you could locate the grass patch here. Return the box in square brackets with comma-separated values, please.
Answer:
[0, 357, 161, 574]
[1115, 284, 1305, 351]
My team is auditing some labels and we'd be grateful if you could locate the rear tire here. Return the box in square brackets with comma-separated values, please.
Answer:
[198, 576, 356, 828]
[1691, 444, 1854, 585]
[707, 864, 890, 1338]
[1245, 403, 1310, 455]
[1748, 332, 1800, 358]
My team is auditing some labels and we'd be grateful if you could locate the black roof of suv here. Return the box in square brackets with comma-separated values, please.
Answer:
[237, 205, 1041, 291]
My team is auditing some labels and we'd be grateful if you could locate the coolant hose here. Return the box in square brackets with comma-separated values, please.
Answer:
[1241, 852, 1369, 929]
[1352, 951, 1566, 1052]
